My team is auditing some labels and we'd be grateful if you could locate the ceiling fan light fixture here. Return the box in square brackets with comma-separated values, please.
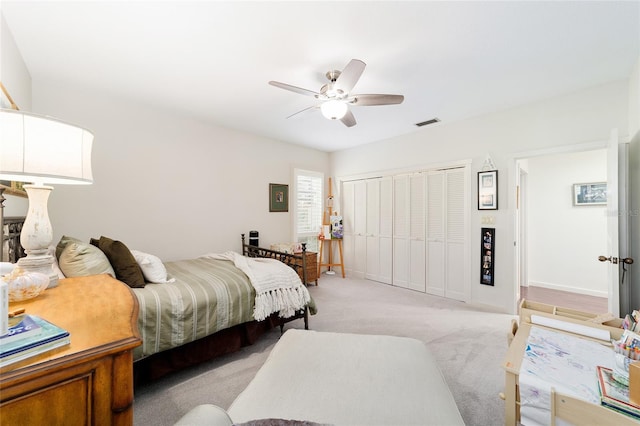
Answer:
[320, 100, 348, 120]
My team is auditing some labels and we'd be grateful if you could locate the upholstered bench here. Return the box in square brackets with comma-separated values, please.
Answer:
[175, 329, 464, 425]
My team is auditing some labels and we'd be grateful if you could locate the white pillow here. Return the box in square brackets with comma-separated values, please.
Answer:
[131, 250, 175, 284]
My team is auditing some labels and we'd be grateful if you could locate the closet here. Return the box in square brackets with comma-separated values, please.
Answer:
[341, 164, 469, 301]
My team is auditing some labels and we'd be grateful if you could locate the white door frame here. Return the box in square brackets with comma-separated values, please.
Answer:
[515, 160, 528, 298]
[618, 142, 631, 315]
[509, 139, 611, 314]
[606, 129, 621, 316]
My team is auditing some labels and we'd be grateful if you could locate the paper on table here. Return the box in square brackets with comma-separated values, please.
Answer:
[519, 326, 615, 426]
[531, 314, 610, 341]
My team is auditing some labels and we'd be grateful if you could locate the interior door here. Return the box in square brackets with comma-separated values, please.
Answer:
[605, 129, 620, 316]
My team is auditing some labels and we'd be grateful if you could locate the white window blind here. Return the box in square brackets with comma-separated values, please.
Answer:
[294, 169, 323, 252]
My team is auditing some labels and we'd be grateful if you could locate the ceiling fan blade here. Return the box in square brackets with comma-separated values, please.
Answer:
[334, 59, 366, 93]
[349, 94, 404, 106]
[269, 81, 320, 97]
[286, 105, 318, 119]
[340, 109, 357, 127]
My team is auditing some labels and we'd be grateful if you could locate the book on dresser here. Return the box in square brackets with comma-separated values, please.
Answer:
[0, 314, 70, 367]
[1, 314, 43, 345]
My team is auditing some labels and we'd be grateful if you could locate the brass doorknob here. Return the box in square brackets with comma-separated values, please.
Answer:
[598, 255, 619, 264]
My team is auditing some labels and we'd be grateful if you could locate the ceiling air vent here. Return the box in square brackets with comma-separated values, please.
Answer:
[415, 118, 440, 127]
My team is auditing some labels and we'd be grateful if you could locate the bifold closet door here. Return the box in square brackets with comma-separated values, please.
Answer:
[427, 172, 445, 296]
[353, 181, 367, 279]
[444, 169, 466, 301]
[378, 177, 393, 284]
[365, 177, 392, 284]
[393, 173, 426, 292]
[342, 180, 366, 279]
[365, 179, 380, 281]
[342, 181, 355, 278]
[426, 168, 467, 301]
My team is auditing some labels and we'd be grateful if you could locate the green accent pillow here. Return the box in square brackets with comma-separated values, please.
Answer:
[92, 236, 146, 288]
[56, 235, 82, 260]
[58, 241, 116, 278]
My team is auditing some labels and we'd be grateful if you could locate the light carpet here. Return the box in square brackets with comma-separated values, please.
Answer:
[133, 274, 516, 426]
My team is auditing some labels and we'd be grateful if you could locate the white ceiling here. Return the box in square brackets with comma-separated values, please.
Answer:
[2, 1, 639, 152]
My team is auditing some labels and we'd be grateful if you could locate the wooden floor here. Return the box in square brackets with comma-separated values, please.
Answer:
[520, 286, 608, 314]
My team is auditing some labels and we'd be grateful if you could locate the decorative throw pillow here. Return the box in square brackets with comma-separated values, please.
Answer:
[56, 235, 82, 260]
[92, 236, 146, 288]
[131, 250, 175, 284]
[58, 241, 116, 278]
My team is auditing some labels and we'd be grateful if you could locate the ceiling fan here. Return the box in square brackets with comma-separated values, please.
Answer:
[269, 59, 404, 127]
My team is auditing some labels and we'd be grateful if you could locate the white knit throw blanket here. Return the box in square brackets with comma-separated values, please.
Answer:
[203, 251, 310, 321]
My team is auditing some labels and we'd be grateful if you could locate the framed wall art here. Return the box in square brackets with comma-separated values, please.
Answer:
[269, 183, 289, 212]
[478, 170, 498, 210]
[481, 227, 495, 286]
[573, 182, 607, 206]
[0, 181, 27, 198]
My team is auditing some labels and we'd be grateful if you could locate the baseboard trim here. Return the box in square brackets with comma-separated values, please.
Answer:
[528, 281, 608, 298]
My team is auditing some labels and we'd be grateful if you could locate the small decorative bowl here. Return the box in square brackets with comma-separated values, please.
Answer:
[2, 271, 50, 302]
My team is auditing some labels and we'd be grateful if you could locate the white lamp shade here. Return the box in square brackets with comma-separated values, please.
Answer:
[320, 100, 348, 120]
[0, 109, 93, 185]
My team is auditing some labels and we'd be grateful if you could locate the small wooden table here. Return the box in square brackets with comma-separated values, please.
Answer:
[295, 251, 318, 285]
[1, 274, 141, 425]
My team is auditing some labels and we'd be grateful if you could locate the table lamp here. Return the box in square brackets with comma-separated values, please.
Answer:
[0, 108, 93, 288]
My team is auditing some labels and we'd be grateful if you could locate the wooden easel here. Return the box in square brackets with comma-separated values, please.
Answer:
[317, 177, 345, 278]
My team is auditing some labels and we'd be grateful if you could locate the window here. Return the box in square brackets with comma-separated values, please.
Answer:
[293, 169, 323, 252]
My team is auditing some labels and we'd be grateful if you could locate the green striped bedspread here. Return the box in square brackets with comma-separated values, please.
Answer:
[131, 257, 256, 361]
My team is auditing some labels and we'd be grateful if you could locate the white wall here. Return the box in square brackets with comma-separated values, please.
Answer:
[26, 81, 330, 261]
[630, 58, 640, 138]
[527, 150, 607, 296]
[1, 12, 329, 264]
[331, 80, 629, 313]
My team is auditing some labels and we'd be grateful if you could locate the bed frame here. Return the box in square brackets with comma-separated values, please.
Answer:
[241, 233, 308, 284]
[241, 233, 310, 330]
[1, 217, 24, 264]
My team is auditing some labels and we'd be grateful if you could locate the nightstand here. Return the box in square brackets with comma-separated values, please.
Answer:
[0, 274, 141, 425]
[296, 251, 318, 285]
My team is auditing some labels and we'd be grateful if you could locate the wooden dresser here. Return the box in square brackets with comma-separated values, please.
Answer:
[0, 274, 141, 425]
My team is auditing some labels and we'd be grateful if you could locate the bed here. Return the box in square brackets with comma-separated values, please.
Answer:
[132, 236, 315, 381]
[1, 215, 315, 382]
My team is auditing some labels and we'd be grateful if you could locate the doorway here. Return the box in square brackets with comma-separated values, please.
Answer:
[515, 147, 610, 314]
